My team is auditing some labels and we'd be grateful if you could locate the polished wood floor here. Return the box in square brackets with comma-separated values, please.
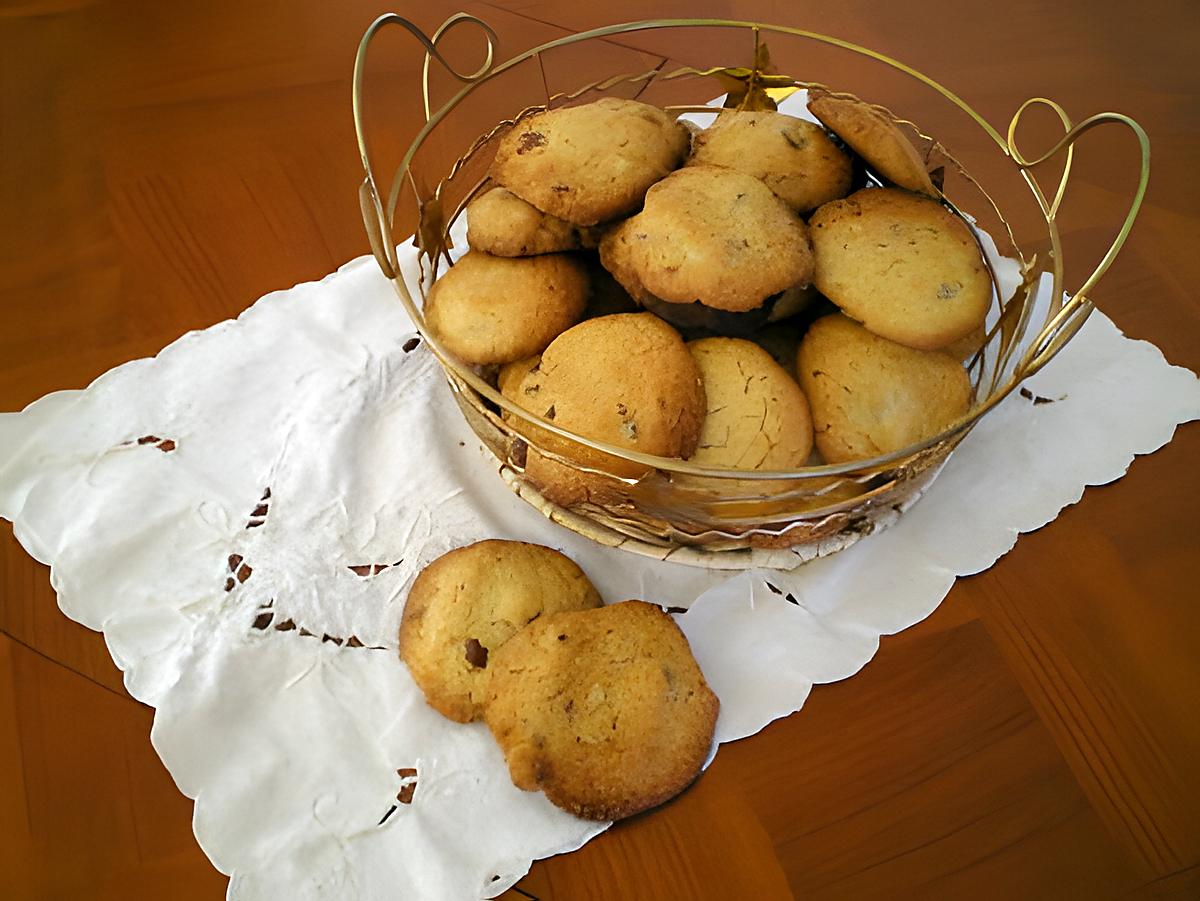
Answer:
[2, 1, 1198, 898]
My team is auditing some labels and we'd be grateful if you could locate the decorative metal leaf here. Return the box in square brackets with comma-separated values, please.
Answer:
[713, 38, 798, 112]
[415, 191, 453, 266]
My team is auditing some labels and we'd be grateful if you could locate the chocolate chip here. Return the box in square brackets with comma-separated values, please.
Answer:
[464, 638, 488, 668]
[402, 337, 421, 353]
[516, 131, 547, 154]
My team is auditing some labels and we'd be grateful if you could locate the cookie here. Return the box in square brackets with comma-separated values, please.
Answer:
[808, 89, 938, 196]
[599, 166, 814, 313]
[513, 313, 706, 506]
[491, 98, 690, 227]
[466, 186, 582, 256]
[809, 187, 991, 350]
[688, 337, 814, 470]
[423, 250, 589, 365]
[498, 354, 541, 408]
[484, 600, 719, 821]
[797, 314, 972, 463]
[687, 110, 853, 213]
[399, 540, 601, 723]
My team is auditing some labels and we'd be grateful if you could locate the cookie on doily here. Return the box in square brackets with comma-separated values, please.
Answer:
[797, 313, 971, 463]
[810, 187, 990, 351]
[491, 98, 689, 227]
[423, 251, 589, 365]
[466, 186, 582, 257]
[399, 540, 601, 723]
[483, 600, 719, 821]
[686, 110, 853, 213]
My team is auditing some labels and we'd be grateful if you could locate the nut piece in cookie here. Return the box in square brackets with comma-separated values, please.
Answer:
[808, 89, 938, 197]
[491, 98, 690, 227]
[512, 313, 706, 506]
[688, 337, 813, 470]
[797, 314, 972, 463]
[687, 110, 853, 213]
[809, 187, 991, 351]
[600, 167, 814, 314]
[399, 540, 601, 723]
[423, 250, 589, 365]
[484, 600, 719, 821]
[467, 186, 582, 257]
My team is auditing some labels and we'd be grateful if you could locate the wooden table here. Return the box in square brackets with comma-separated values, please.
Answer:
[2, 1, 1197, 898]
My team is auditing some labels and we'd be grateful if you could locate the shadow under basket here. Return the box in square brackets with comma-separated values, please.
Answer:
[352, 14, 1149, 570]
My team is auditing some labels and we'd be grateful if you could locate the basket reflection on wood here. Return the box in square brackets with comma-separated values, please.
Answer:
[352, 15, 1149, 569]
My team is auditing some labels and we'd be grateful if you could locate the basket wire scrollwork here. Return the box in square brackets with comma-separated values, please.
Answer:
[351, 14, 1150, 570]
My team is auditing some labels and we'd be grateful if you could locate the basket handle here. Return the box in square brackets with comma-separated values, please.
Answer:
[1006, 99, 1150, 379]
[351, 13, 498, 279]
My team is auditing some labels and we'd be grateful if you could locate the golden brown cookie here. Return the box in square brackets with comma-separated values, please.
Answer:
[809, 187, 991, 351]
[483, 600, 719, 821]
[599, 166, 814, 313]
[688, 338, 814, 470]
[423, 251, 589, 365]
[797, 314, 972, 463]
[687, 110, 853, 212]
[498, 354, 541, 408]
[808, 89, 938, 196]
[399, 540, 601, 723]
[514, 313, 706, 506]
[466, 186, 582, 256]
[491, 98, 690, 227]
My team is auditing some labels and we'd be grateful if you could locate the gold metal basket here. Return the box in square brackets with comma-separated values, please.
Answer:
[352, 14, 1149, 570]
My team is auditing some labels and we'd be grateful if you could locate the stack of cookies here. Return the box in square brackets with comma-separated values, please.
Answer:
[399, 539, 719, 820]
[422, 89, 990, 504]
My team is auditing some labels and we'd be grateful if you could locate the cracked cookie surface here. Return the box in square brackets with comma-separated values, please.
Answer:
[687, 337, 813, 470]
[797, 313, 971, 463]
[399, 540, 601, 723]
[809, 187, 990, 351]
[484, 600, 719, 820]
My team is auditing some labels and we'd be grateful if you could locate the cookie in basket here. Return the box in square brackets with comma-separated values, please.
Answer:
[423, 250, 589, 365]
[466, 186, 582, 257]
[491, 97, 689, 227]
[399, 540, 601, 723]
[797, 313, 972, 463]
[809, 187, 990, 350]
[483, 600, 719, 821]
[686, 109, 853, 213]
[599, 166, 814, 315]
[512, 313, 706, 506]
[807, 89, 938, 197]
[687, 337, 813, 470]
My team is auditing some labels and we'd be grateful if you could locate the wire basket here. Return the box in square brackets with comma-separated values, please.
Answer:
[352, 14, 1149, 570]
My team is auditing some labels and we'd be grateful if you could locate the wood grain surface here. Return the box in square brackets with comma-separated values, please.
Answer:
[2, 1, 1198, 899]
